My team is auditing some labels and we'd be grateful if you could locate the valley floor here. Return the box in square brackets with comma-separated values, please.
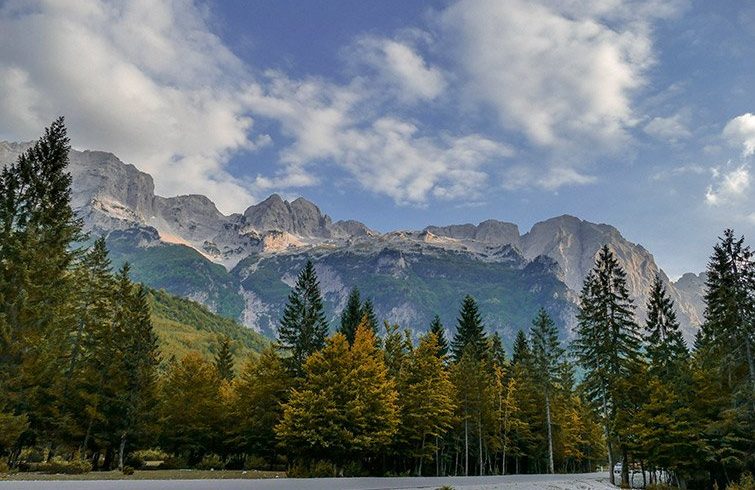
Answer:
[0, 472, 614, 489]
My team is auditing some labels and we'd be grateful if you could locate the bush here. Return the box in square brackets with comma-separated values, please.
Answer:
[122, 465, 135, 475]
[124, 453, 145, 470]
[728, 473, 755, 490]
[343, 461, 367, 477]
[0, 460, 10, 474]
[133, 448, 168, 462]
[19, 448, 44, 463]
[245, 455, 268, 470]
[195, 454, 224, 471]
[37, 457, 92, 474]
[158, 454, 188, 470]
[287, 460, 334, 478]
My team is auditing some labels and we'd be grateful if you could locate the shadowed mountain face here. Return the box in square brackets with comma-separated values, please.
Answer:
[1, 142, 705, 344]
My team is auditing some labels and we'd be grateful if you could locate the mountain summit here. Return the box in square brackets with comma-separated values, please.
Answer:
[0, 142, 705, 343]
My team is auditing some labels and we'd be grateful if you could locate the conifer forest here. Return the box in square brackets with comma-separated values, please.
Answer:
[1, 121, 754, 489]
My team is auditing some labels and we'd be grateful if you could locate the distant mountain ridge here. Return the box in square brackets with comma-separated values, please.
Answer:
[0, 141, 706, 344]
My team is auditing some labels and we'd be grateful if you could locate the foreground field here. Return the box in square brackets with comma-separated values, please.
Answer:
[0, 472, 613, 489]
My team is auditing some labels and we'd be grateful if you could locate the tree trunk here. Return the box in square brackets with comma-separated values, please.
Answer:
[602, 391, 614, 486]
[744, 335, 755, 412]
[621, 448, 629, 488]
[545, 391, 554, 474]
[478, 415, 483, 476]
[118, 432, 127, 471]
[464, 417, 469, 476]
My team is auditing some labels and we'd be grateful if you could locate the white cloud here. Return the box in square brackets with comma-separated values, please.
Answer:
[0, 0, 260, 213]
[644, 114, 692, 142]
[705, 164, 750, 205]
[438, 0, 670, 150]
[354, 36, 446, 102]
[244, 72, 511, 204]
[723, 113, 755, 157]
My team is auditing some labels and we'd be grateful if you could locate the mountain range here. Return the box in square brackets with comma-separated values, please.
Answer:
[0, 141, 707, 346]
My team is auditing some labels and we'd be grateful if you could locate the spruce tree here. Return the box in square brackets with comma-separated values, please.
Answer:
[338, 288, 362, 344]
[511, 330, 531, 368]
[214, 336, 235, 382]
[429, 314, 449, 359]
[361, 298, 379, 336]
[277, 260, 329, 376]
[644, 275, 688, 380]
[530, 309, 564, 474]
[488, 331, 507, 369]
[573, 245, 642, 486]
[451, 295, 487, 362]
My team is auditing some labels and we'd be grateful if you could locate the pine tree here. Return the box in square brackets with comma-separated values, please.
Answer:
[488, 331, 507, 369]
[113, 265, 160, 469]
[276, 326, 398, 472]
[277, 260, 329, 377]
[451, 295, 487, 362]
[530, 309, 564, 474]
[701, 230, 755, 410]
[429, 315, 449, 359]
[338, 288, 362, 344]
[361, 298, 378, 336]
[0, 118, 84, 447]
[644, 275, 688, 380]
[395, 331, 455, 475]
[214, 336, 235, 382]
[160, 353, 226, 465]
[573, 245, 642, 487]
[511, 330, 531, 368]
[231, 346, 292, 463]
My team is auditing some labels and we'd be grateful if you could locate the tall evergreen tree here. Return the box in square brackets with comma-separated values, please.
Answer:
[277, 260, 329, 376]
[338, 288, 362, 344]
[214, 336, 235, 382]
[488, 332, 507, 369]
[361, 299, 378, 334]
[644, 275, 688, 380]
[429, 315, 449, 359]
[451, 295, 487, 362]
[530, 309, 564, 474]
[511, 330, 531, 368]
[573, 245, 642, 487]
[701, 230, 755, 409]
[0, 118, 84, 447]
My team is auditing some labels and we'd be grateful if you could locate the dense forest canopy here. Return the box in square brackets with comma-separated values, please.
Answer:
[0, 121, 753, 489]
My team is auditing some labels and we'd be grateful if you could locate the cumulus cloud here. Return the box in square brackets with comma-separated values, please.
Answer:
[244, 72, 511, 204]
[0, 0, 260, 212]
[705, 164, 750, 205]
[644, 114, 692, 143]
[353, 36, 446, 102]
[438, 0, 670, 150]
[723, 113, 755, 157]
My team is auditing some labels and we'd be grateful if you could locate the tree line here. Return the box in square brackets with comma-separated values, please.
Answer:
[0, 121, 753, 489]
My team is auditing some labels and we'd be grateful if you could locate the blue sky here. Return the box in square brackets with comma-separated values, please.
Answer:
[1, 1, 755, 277]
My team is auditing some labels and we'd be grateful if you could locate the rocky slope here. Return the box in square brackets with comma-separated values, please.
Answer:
[0, 141, 706, 344]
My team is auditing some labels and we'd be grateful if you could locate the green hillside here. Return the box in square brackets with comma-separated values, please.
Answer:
[147, 288, 269, 367]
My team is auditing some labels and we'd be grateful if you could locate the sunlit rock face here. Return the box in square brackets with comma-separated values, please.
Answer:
[0, 142, 705, 343]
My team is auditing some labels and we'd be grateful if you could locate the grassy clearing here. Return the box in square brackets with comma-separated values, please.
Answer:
[0, 469, 286, 481]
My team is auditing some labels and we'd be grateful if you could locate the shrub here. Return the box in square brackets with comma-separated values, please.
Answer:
[195, 454, 224, 471]
[158, 454, 188, 470]
[0, 460, 10, 474]
[343, 461, 367, 477]
[37, 457, 92, 474]
[19, 448, 44, 463]
[124, 453, 145, 470]
[728, 473, 755, 490]
[287, 460, 335, 478]
[133, 448, 168, 462]
[122, 465, 135, 476]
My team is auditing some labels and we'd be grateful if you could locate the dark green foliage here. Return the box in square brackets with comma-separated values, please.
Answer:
[511, 330, 531, 367]
[644, 275, 688, 380]
[573, 245, 642, 486]
[277, 260, 329, 376]
[214, 336, 235, 381]
[361, 299, 378, 336]
[488, 331, 507, 368]
[339, 288, 362, 343]
[451, 295, 487, 362]
[430, 314, 449, 359]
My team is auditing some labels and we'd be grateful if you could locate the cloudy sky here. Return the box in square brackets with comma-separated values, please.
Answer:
[1, 0, 754, 277]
